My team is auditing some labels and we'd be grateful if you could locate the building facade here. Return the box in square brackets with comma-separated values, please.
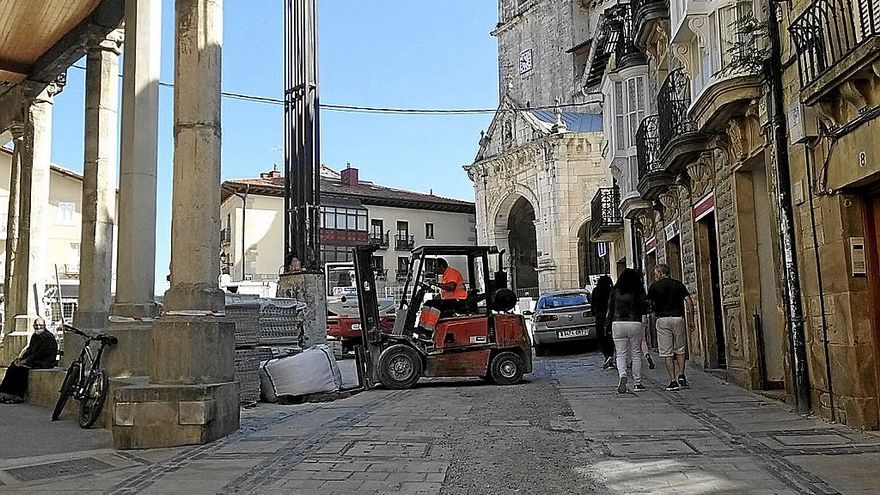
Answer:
[220, 166, 477, 297]
[785, 0, 880, 429]
[582, 0, 880, 429]
[0, 147, 117, 329]
[467, 0, 609, 298]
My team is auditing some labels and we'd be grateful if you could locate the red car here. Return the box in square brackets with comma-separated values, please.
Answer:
[328, 314, 395, 355]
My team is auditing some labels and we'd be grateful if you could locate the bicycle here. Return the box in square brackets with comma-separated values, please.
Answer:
[51, 324, 118, 428]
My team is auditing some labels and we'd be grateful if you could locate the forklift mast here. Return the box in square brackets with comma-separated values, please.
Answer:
[352, 245, 383, 388]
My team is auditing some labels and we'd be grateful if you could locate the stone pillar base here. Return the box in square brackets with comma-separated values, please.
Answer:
[277, 272, 327, 347]
[149, 316, 234, 384]
[0, 316, 38, 366]
[111, 303, 159, 319]
[0, 333, 28, 366]
[112, 381, 239, 449]
[72, 310, 110, 332]
[99, 320, 154, 377]
[109, 315, 239, 449]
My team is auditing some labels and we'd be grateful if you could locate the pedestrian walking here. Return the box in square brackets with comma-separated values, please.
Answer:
[648, 264, 695, 391]
[590, 275, 615, 369]
[606, 269, 650, 393]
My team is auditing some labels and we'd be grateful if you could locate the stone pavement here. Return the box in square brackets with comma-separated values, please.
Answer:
[0, 351, 878, 494]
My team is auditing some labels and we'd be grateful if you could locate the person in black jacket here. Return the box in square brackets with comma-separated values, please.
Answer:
[590, 275, 615, 369]
[607, 269, 650, 394]
[0, 318, 58, 403]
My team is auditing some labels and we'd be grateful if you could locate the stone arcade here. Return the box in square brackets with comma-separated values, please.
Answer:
[0, 0, 239, 448]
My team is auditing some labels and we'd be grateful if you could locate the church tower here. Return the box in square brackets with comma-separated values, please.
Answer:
[492, 0, 594, 108]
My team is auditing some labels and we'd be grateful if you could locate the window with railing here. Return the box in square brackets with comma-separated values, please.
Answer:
[790, 0, 880, 88]
[395, 234, 415, 251]
[636, 115, 662, 182]
[657, 69, 696, 146]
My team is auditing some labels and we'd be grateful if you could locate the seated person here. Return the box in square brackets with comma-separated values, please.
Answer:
[0, 318, 58, 404]
[423, 258, 468, 315]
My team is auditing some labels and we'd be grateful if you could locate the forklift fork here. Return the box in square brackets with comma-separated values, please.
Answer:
[353, 245, 384, 389]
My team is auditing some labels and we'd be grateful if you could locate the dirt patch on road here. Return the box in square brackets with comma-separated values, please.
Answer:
[439, 363, 604, 495]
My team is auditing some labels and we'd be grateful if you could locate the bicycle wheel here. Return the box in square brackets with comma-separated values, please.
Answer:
[78, 369, 109, 429]
[52, 361, 81, 421]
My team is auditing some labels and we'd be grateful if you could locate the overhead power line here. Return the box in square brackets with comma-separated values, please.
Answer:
[69, 64, 595, 116]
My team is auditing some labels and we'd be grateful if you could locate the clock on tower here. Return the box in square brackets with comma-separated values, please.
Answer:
[519, 49, 533, 74]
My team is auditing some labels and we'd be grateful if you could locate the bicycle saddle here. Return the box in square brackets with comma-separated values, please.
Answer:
[95, 334, 119, 345]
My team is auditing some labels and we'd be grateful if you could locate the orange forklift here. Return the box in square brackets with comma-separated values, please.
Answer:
[352, 244, 532, 390]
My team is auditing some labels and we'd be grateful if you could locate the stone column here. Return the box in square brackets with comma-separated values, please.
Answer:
[15, 84, 59, 324]
[163, 0, 224, 313]
[3, 123, 24, 337]
[113, 0, 161, 318]
[74, 32, 123, 331]
[103, 0, 161, 379]
[0, 83, 61, 364]
[112, 0, 238, 450]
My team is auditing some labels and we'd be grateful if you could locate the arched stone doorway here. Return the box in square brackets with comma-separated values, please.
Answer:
[577, 221, 609, 289]
[507, 196, 538, 297]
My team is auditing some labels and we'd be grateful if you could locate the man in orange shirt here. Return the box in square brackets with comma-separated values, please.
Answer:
[425, 258, 468, 314]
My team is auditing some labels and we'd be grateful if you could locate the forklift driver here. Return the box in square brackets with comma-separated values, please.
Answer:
[424, 258, 468, 314]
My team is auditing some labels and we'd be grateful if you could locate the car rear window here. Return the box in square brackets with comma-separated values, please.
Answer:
[538, 293, 590, 309]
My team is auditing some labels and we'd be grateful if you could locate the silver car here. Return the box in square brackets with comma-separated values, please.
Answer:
[526, 290, 596, 356]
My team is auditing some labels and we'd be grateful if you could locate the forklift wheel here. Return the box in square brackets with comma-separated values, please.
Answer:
[488, 351, 525, 386]
[377, 344, 423, 390]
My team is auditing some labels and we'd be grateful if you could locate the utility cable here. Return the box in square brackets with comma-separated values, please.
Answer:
[69, 63, 597, 116]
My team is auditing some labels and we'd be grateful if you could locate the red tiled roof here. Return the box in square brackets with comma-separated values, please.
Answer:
[222, 174, 475, 214]
[1, 146, 83, 181]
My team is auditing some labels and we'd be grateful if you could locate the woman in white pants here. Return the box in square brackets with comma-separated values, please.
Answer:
[606, 269, 650, 393]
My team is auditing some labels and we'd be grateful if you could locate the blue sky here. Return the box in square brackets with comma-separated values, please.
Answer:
[49, 0, 499, 294]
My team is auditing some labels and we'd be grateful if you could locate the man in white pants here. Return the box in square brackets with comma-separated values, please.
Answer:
[648, 264, 695, 391]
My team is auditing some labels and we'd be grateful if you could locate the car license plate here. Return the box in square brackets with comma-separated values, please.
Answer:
[557, 329, 589, 339]
[352, 323, 362, 331]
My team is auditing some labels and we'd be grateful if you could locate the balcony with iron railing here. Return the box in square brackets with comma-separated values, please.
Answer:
[583, 1, 646, 88]
[790, 0, 880, 106]
[589, 186, 624, 242]
[636, 115, 674, 200]
[394, 234, 415, 251]
[657, 69, 710, 173]
[369, 231, 389, 249]
[632, 0, 669, 48]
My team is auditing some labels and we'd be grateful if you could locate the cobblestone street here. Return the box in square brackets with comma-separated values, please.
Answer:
[2, 351, 879, 494]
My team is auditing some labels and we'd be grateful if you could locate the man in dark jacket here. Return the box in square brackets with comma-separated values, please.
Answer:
[591, 275, 615, 369]
[0, 318, 58, 403]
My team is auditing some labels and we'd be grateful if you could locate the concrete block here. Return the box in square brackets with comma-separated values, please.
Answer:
[115, 401, 135, 426]
[25, 368, 64, 408]
[179, 399, 214, 425]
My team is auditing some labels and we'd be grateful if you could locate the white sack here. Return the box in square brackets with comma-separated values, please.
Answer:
[259, 344, 343, 402]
